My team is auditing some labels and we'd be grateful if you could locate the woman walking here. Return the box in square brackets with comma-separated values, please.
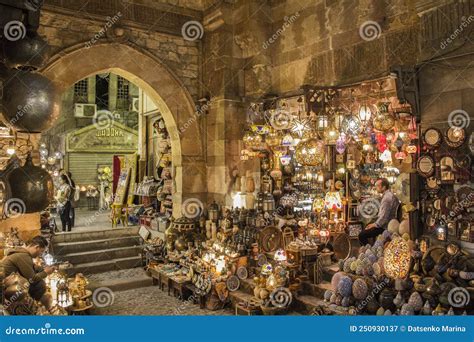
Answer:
[55, 174, 72, 232]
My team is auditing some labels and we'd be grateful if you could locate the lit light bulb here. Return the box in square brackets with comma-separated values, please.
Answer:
[6, 146, 15, 155]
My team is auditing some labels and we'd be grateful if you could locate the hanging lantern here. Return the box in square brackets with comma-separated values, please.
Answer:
[281, 133, 294, 147]
[7, 154, 54, 213]
[324, 191, 343, 211]
[3, 33, 50, 71]
[379, 149, 392, 163]
[251, 124, 271, 135]
[373, 102, 395, 132]
[358, 104, 372, 124]
[47, 156, 56, 165]
[313, 197, 325, 213]
[324, 124, 339, 145]
[335, 134, 346, 154]
[1, 71, 59, 133]
[341, 115, 362, 136]
[291, 118, 310, 138]
[266, 131, 282, 148]
[243, 131, 262, 149]
[295, 138, 325, 166]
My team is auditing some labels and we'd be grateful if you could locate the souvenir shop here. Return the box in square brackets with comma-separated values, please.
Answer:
[139, 76, 473, 316]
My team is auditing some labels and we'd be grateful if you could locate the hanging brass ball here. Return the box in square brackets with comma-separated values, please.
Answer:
[7, 154, 54, 213]
[1, 71, 59, 133]
[3, 33, 50, 71]
[295, 138, 325, 166]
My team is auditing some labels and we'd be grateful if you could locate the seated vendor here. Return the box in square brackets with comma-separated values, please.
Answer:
[358, 178, 399, 245]
[1, 236, 56, 309]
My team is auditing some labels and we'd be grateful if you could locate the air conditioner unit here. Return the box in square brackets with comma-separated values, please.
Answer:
[74, 103, 97, 118]
[131, 97, 140, 112]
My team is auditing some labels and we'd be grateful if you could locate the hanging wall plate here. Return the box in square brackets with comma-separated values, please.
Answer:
[417, 155, 435, 177]
[226, 275, 240, 292]
[445, 127, 466, 148]
[423, 128, 442, 148]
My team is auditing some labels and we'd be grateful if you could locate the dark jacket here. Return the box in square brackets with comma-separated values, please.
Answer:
[1, 248, 47, 283]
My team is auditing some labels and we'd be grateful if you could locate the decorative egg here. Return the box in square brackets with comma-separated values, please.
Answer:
[324, 290, 333, 302]
[341, 296, 351, 307]
[337, 276, 353, 297]
[331, 272, 346, 292]
[352, 278, 368, 300]
[393, 291, 404, 307]
[408, 292, 423, 311]
[376, 307, 385, 315]
[387, 219, 400, 234]
[343, 258, 353, 273]
[384, 309, 392, 315]
[400, 303, 415, 315]
[335, 294, 343, 306]
[399, 219, 410, 235]
[330, 293, 338, 304]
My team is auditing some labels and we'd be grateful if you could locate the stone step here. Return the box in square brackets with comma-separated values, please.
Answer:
[64, 256, 143, 276]
[87, 268, 152, 292]
[52, 227, 140, 243]
[53, 236, 142, 255]
[57, 246, 142, 264]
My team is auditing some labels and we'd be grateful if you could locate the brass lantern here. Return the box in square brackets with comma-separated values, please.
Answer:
[341, 114, 362, 136]
[266, 131, 282, 148]
[295, 138, 325, 166]
[373, 102, 395, 132]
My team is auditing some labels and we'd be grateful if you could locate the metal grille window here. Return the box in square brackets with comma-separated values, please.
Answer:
[74, 79, 88, 103]
[117, 76, 129, 100]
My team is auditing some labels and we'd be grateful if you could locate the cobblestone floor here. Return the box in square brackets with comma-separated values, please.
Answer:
[88, 267, 147, 283]
[93, 286, 234, 316]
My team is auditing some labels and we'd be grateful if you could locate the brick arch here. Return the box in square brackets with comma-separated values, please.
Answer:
[41, 42, 205, 217]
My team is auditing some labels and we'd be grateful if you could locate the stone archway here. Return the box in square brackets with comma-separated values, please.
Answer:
[40, 42, 205, 217]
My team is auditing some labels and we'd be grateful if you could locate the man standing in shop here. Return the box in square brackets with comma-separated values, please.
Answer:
[1, 236, 56, 310]
[67, 171, 77, 228]
[358, 178, 400, 245]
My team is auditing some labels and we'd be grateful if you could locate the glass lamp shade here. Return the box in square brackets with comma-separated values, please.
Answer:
[358, 104, 372, 123]
[312, 197, 325, 213]
[251, 124, 271, 135]
[243, 131, 262, 149]
[324, 125, 339, 145]
[295, 138, 325, 166]
[373, 103, 395, 132]
[324, 191, 343, 211]
[281, 133, 294, 146]
[341, 115, 362, 136]
[266, 131, 282, 148]
[383, 236, 411, 279]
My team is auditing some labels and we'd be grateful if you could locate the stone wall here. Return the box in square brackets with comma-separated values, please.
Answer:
[39, 10, 200, 101]
[31, 0, 473, 207]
